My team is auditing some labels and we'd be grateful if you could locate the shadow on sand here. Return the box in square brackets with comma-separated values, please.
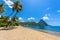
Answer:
[0, 26, 17, 30]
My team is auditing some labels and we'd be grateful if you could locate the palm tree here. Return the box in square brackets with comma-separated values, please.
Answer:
[12, 16, 18, 22]
[0, 3, 5, 17]
[0, 3, 9, 24]
[11, 16, 19, 26]
[8, 0, 22, 22]
[10, 0, 22, 26]
[12, 0, 22, 19]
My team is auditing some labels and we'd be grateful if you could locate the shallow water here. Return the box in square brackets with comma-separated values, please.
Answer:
[24, 26, 60, 32]
[23, 26, 60, 37]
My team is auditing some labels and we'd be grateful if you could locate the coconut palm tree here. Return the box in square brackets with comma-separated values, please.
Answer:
[10, 0, 22, 26]
[8, 0, 22, 22]
[12, 0, 22, 19]
[11, 16, 19, 26]
[12, 16, 18, 22]
[0, 3, 5, 17]
[0, 3, 9, 24]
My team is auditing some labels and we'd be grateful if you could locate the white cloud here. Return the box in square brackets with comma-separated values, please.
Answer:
[57, 10, 60, 13]
[0, 15, 1, 18]
[9, 18, 11, 20]
[27, 17, 35, 20]
[46, 8, 50, 10]
[18, 17, 24, 22]
[42, 14, 49, 20]
[42, 16, 49, 20]
[45, 13, 51, 16]
[3, 0, 14, 8]
[19, 17, 22, 20]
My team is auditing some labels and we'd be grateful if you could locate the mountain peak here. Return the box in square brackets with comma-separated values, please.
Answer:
[38, 19, 48, 26]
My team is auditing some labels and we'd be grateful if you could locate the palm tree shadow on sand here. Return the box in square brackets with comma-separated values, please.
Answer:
[0, 26, 17, 30]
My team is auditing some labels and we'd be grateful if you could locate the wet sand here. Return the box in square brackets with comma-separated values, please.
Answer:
[0, 26, 60, 40]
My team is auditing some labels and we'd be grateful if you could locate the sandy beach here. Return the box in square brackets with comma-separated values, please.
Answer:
[0, 26, 60, 40]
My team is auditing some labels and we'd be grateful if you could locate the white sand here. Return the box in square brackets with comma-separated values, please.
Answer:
[0, 26, 60, 40]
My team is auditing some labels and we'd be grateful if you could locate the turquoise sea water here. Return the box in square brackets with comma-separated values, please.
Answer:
[23, 26, 60, 36]
[24, 26, 60, 32]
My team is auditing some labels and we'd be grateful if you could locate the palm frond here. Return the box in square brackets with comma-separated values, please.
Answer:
[0, 3, 5, 13]
[12, 1, 22, 13]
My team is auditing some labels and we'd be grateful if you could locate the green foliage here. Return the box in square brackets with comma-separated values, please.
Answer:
[10, 22, 19, 26]
[19, 22, 38, 26]
[0, 23, 8, 28]
[0, 1, 23, 29]
[13, 1, 22, 12]
[0, 16, 19, 28]
[0, 3, 5, 13]
[19, 20, 49, 26]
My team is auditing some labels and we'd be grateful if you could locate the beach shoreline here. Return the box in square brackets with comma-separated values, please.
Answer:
[0, 26, 60, 40]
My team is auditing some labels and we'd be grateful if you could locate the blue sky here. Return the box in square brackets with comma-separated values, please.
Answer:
[0, 0, 60, 26]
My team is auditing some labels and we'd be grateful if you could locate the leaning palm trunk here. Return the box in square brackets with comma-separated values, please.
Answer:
[11, 1, 22, 22]
[12, 12, 17, 21]
[4, 1, 22, 28]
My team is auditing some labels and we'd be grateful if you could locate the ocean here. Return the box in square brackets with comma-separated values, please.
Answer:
[23, 26, 60, 37]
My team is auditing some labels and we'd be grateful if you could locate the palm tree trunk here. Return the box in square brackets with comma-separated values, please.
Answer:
[14, 12, 17, 17]
[12, 12, 17, 21]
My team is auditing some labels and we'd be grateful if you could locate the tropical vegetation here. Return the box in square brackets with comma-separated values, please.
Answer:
[0, 0, 22, 29]
[19, 19, 48, 26]
[0, 0, 49, 30]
